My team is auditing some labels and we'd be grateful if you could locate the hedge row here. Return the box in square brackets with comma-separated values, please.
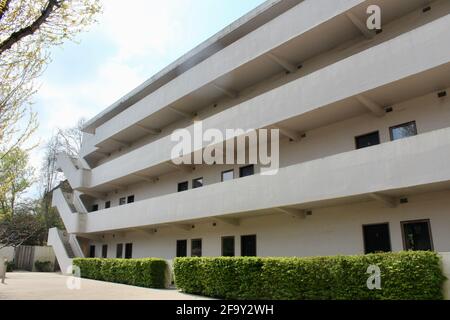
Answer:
[73, 258, 168, 289]
[174, 251, 445, 300]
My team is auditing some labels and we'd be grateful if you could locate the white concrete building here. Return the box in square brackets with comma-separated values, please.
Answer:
[49, 0, 450, 273]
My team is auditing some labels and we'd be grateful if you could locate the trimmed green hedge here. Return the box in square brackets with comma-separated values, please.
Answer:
[73, 258, 168, 289]
[174, 251, 446, 300]
[34, 261, 53, 272]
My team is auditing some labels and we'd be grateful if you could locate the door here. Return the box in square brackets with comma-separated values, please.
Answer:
[363, 223, 391, 254]
[176, 240, 187, 257]
[241, 235, 257, 256]
[89, 245, 96, 258]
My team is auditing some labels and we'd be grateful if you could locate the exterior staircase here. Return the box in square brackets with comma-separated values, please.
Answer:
[63, 240, 75, 259]
[48, 190, 85, 273]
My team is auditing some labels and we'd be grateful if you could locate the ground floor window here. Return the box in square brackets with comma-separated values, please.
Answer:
[176, 240, 187, 257]
[125, 243, 133, 259]
[191, 239, 202, 257]
[241, 235, 256, 256]
[221, 236, 235, 257]
[401, 219, 433, 251]
[363, 223, 391, 254]
[89, 245, 96, 258]
[116, 243, 123, 258]
[101, 245, 108, 258]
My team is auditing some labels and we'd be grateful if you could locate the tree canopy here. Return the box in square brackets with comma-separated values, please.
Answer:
[0, 0, 101, 155]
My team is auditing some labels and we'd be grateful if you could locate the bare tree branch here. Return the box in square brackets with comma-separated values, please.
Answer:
[0, 0, 13, 22]
[0, 0, 60, 55]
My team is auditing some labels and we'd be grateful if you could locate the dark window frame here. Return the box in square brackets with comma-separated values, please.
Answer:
[101, 244, 108, 258]
[221, 236, 235, 257]
[127, 195, 135, 204]
[89, 245, 96, 258]
[91, 204, 99, 212]
[400, 219, 434, 251]
[177, 181, 189, 192]
[221, 169, 234, 182]
[119, 197, 126, 206]
[355, 131, 380, 150]
[116, 243, 123, 258]
[192, 177, 203, 189]
[191, 238, 202, 257]
[104, 201, 111, 209]
[241, 234, 257, 257]
[362, 222, 392, 254]
[125, 243, 133, 259]
[176, 240, 188, 257]
[389, 121, 417, 141]
[239, 165, 255, 178]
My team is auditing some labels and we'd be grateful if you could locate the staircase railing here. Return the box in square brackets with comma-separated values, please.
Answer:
[47, 228, 73, 274]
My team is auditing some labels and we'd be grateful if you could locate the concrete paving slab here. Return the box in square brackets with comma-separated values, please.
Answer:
[0, 272, 210, 300]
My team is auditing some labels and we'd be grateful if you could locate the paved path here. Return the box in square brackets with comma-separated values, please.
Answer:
[0, 272, 209, 300]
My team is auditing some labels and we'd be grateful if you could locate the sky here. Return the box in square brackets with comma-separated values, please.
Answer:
[28, 0, 266, 196]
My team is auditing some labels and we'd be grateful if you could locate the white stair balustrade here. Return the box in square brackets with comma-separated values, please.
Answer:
[56, 152, 90, 190]
[47, 228, 74, 274]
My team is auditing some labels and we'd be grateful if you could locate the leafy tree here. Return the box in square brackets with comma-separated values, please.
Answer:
[37, 119, 84, 235]
[0, 213, 44, 249]
[0, 147, 34, 217]
[0, 0, 101, 156]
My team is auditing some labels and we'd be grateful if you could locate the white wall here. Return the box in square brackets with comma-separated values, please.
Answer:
[87, 190, 450, 260]
[32, 246, 57, 272]
[90, 89, 450, 211]
[80, 13, 450, 190]
[85, 0, 365, 153]
[0, 247, 14, 262]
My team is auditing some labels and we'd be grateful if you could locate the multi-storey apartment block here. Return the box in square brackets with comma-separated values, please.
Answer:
[49, 0, 450, 273]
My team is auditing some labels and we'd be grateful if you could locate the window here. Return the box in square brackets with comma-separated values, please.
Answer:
[221, 169, 234, 182]
[192, 177, 203, 189]
[401, 220, 433, 251]
[119, 197, 126, 206]
[125, 243, 133, 259]
[102, 245, 108, 258]
[116, 243, 123, 258]
[390, 121, 417, 141]
[221, 236, 235, 257]
[104, 201, 111, 209]
[176, 240, 187, 257]
[363, 223, 391, 254]
[127, 195, 135, 204]
[355, 131, 380, 149]
[178, 181, 189, 192]
[191, 239, 202, 257]
[91, 204, 99, 212]
[89, 245, 96, 258]
[241, 235, 257, 257]
[239, 165, 254, 178]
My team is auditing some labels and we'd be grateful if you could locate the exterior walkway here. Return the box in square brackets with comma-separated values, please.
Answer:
[0, 272, 210, 300]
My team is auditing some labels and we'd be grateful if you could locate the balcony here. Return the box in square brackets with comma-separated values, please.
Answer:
[72, 13, 450, 192]
[82, 0, 365, 156]
[55, 126, 450, 234]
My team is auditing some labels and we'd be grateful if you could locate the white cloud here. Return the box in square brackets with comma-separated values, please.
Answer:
[26, 0, 259, 197]
[99, 0, 189, 61]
